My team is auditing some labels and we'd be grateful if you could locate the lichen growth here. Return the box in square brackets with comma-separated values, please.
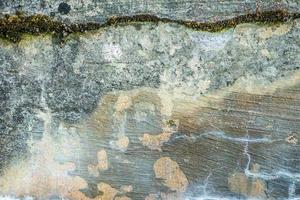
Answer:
[0, 10, 299, 42]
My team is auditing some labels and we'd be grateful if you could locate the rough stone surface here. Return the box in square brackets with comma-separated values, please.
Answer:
[0, 1, 299, 24]
[0, 1, 300, 200]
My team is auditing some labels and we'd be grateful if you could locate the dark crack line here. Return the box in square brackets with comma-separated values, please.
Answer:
[0, 10, 299, 42]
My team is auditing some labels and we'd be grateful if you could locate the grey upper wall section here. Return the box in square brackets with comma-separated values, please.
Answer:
[0, 0, 300, 24]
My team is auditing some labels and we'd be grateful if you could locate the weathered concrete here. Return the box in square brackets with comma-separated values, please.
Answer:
[0, 1, 300, 200]
[0, 0, 300, 24]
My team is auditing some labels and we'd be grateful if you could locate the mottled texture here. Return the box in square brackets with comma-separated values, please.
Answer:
[0, 2, 300, 200]
[0, 0, 299, 24]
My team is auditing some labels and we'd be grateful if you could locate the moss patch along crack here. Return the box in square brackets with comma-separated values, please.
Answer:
[0, 10, 299, 42]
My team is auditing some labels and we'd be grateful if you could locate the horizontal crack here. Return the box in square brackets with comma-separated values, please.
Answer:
[0, 10, 299, 42]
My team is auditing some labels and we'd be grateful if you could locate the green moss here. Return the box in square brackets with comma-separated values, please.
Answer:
[166, 119, 176, 127]
[0, 10, 299, 43]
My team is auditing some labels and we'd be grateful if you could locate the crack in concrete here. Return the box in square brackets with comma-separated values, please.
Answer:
[0, 10, 299, 42]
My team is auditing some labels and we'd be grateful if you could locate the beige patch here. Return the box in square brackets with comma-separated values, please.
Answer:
[229, 69, 300, 95]
[120, 185, 133, 193]
[259, 23, 292, 40]
[87, 150, 108, 177]
[153, 157, 188, 192]
[116, 136, 130, 151]
[140, 120, 178, 151]
[140, 132, 173, 151]
[115, 94, 132, 113]
[157, 89, 173, 117]
[0, 131, 87, 200]
[97, 182, 119, 200]
[260, 49, 271, 58]
[97, 150, 109, 170]
[285, 134, 298, 145]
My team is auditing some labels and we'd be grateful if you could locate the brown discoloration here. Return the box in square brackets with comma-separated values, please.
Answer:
[140, 132, 173, 151]
[250, 179, 266, 198]
[140, 119, 178, 151]
[228, 172, 266, 198]
[153, 157, 188, 192]
[172, 69, 300, 136]
[228, 173, 249, 195]
[87, 94, 119, 136]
